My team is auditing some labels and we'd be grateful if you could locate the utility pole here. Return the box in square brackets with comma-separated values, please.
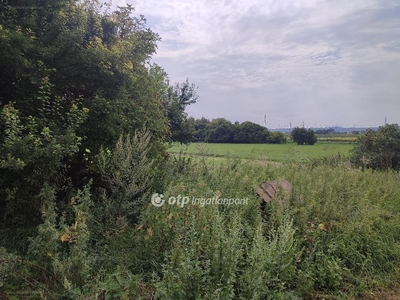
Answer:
[385, 117, 387, 125]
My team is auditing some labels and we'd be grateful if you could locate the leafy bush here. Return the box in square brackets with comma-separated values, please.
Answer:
[269, 131, 287, 144]
[291, 127, 317, 145]
[351, 124, 400, 170]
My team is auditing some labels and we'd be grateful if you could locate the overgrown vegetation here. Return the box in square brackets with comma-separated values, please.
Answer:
[351, 123, 400, 170]
[1, 1, 399, 299]
[1, 151, 400, 299]
[0, 0, 198, 228]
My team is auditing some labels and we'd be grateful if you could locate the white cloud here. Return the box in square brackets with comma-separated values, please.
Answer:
[116, 0, 400, 127]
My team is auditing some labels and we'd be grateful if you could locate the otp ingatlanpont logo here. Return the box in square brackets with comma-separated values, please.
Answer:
[151, 193, 165, 207]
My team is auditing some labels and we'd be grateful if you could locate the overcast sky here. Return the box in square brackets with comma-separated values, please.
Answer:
[116, 0, 400, 128]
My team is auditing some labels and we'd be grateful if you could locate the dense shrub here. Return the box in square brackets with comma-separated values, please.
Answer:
[351, 124, 400, 170]
[268, 131, 287, 144]
[291, 127, 318, 145]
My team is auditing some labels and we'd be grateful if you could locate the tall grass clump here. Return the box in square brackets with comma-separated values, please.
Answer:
[1, 142, 399, 298]
[148, 156, 400, 298]
[275, 162, 400, 296]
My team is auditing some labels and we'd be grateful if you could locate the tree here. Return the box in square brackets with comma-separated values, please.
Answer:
[163, 78, 198, 143]
[190, 118, 286, 144]
[233, 121, 270, 143]
[193, 117, 210, 142]
[268, 131, 287, 144]
[0, 1, 196, 227]
[205, 118, 234, 143]
[350, 124, 400, 170]
[291, 127, 317, 145]
[315, 128, 335, 134]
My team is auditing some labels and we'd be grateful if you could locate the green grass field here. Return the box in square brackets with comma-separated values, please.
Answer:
[169, 142, 354, 163]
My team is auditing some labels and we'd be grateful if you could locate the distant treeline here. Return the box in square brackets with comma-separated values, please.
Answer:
[186, 117, 286, 144]
[314, 128, 361, 135]
[314, 128, 336, 134]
